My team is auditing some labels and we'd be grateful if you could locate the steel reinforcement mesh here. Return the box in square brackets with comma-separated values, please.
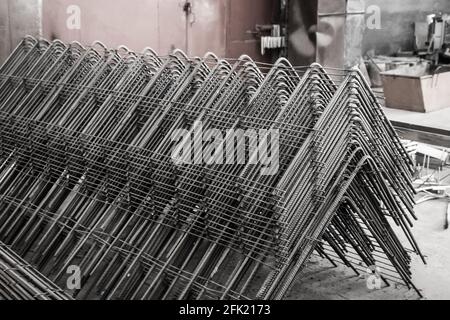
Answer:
[0, 37, 424, 300]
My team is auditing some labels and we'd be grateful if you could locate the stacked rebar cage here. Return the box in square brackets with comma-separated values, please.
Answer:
[0, 241, 71, 300]
[0, 36, 424, 300]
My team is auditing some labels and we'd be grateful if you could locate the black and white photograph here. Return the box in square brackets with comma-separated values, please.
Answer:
[0, 0, 449, 310]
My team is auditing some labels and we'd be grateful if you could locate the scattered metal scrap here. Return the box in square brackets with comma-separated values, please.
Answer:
[407, 140, 450, 230]
[0, 36, 424, 300]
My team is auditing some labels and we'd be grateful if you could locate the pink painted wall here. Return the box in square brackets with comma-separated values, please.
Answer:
[42, 0, 227, 56]
[0, 0, 41, 64]
[187, 0, 227, 57]
[42, 0, 277, 61]
[226, 0, 278, 60]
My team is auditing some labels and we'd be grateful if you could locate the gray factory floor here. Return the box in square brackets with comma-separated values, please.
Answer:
[383, 107, 450, 132]
[286, 169, 450, 300]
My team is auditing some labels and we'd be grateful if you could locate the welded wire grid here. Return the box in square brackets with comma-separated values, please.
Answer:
[0, 36, 423, 300]
[0, 241, 72, 300]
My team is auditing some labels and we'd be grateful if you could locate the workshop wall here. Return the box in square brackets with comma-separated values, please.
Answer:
[363, 0, 450, 56]
[41, 0, 277, 61]
[0, 0, 41, 64]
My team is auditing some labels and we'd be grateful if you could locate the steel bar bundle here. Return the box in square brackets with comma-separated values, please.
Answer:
[0, 241, 72, 300]
[0, 37, 424, 300]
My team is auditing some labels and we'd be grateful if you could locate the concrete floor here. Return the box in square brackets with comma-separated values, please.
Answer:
[383, 107, 450, 132]
[408, 199, 450, 299]
[286, 257, 418, 300]
[286, 198, 450, 300]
